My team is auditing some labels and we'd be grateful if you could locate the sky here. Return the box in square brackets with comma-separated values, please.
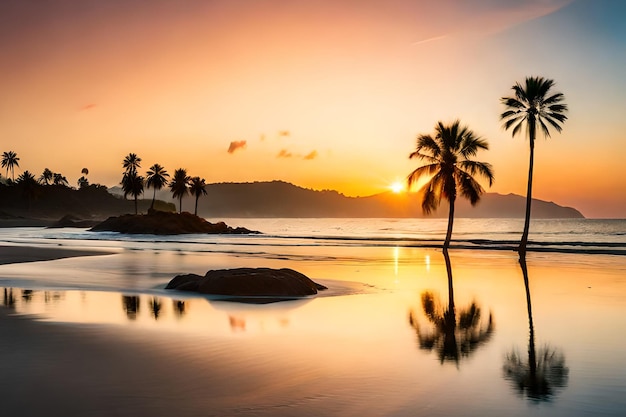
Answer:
[1, 0, 625, 218]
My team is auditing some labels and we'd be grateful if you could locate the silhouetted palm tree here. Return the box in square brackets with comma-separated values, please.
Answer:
[170, 168, 190, 213]
[407, 120, 494, 249]
[1, 151, 20, 181]
[121, 170, 144, 214]
[16, 171, 40, 210]
[503, 256, 568, 400]
[52, 173, 69, 187]
[501, 76, 567, 256]
[123, 153, 142, 174]
[145, 163, 169, 210]
[409, 250, 493, 364]
[77, 176, 89, 189]
[189, 176, 207, 216]
[38, 168, 53, 185]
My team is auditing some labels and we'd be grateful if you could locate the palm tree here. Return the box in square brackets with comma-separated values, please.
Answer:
[16, 170, 40, 210]
[145, 164, 170, 210]
[77, 176, 89, 189]
[123, 153, 142, 174]
[121, 170, 144, 214]
[52, 173, 69, 187]
[1, 151, 20, 181]
[169, 168, 190, 213]
[38, 168, 53, 185]
[189, 176, 207, 216]
[407, 120, 494, 249]
[501, 76, 567, 256]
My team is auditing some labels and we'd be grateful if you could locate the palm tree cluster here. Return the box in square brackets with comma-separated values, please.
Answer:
[1, 151, 20, 181]
[408, 76, 567, 255]
[120, 153, 208, 216]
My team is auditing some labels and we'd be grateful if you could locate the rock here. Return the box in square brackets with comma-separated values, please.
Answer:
[48, 214, 100, 228]
[166, 267, 327, 298]
[89, 211, 260, 235]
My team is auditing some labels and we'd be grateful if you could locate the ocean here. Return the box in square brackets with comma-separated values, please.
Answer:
[1, 218, 626, 416]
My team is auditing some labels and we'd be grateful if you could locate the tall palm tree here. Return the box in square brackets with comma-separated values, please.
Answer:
[1, 151, 20, 181]
[189, 176, 207, 216]
[407, 120, 494, 249]
[501, 76, 567, 256]
[123, 153, 142, 174]
[169, 168, 190, 213]
[38, 168, 54, 185]
[145, 164, 170, 210]
[121, 170, 144, 214]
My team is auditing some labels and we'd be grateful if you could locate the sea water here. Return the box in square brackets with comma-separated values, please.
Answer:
[1, 218, 626, 416]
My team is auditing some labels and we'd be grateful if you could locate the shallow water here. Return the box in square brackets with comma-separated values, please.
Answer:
[1, 229, 626, 416]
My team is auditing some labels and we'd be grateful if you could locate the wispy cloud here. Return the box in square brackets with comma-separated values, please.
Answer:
[412, 34, 447, 46]
[278, 130, 290, 137]
[303, 150, 318, 160]
[79, 103, 97, 111]
[227, 140, 247, 154]
[277, 149, 292, 158]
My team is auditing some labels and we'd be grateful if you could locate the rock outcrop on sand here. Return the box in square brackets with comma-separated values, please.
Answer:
[166, 267, 327, 298]
[90, 211, 259, 235]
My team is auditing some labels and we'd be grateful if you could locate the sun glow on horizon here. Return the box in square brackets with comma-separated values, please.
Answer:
[390, 181, 405, 194]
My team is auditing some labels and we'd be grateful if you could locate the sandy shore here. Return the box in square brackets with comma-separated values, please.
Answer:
[0, 245, 114, 265]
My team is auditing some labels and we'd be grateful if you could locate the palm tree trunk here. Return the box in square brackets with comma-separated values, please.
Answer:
[179, 196, 183, 214]
[194, 195, 199, 216]
[519, 138, 535, 256]
[443, 195, 456, 249]
[151, 188, 156, 210]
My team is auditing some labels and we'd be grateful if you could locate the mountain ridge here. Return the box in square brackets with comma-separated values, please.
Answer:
[117, 180, 584, 219]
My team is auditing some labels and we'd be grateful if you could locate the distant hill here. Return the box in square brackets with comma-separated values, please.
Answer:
[135, 180, 584, 219]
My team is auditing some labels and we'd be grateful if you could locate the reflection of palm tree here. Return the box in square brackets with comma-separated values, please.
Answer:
[150, 297, 162, 320]
[145, 164, 169, 210]
[170, 168, 190, 213]
[1, 151, 20, 181]
[3, 288, 16, 308]
[503, 256, 568, 400]
[122, 295, 140, 320]
[408, 250, 493, 364]
[407, 121, 494, 249]
[501, 77, 567, 255]
[189, 176, 207, 216]
[173, 300, 186, 318]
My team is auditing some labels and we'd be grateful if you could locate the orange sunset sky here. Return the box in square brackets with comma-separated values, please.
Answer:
[1, 0, 625, 218]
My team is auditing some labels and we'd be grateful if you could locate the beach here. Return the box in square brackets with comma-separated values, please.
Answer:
[1, 220, 626, 416]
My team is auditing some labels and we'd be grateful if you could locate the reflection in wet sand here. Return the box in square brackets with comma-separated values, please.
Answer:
[503, 256, 569, 401]
[408, 250, 493, 364]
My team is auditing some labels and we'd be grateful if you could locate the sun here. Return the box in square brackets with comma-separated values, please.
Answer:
[389, 181, 405, 194]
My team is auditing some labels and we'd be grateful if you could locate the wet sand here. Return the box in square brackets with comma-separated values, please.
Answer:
[0, 245, 114, 265]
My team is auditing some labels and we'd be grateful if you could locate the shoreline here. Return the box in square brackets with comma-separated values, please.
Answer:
[0, 245, 115, 265]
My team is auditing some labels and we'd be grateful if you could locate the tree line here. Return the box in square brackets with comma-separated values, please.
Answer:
[120, 153, 207, 216]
